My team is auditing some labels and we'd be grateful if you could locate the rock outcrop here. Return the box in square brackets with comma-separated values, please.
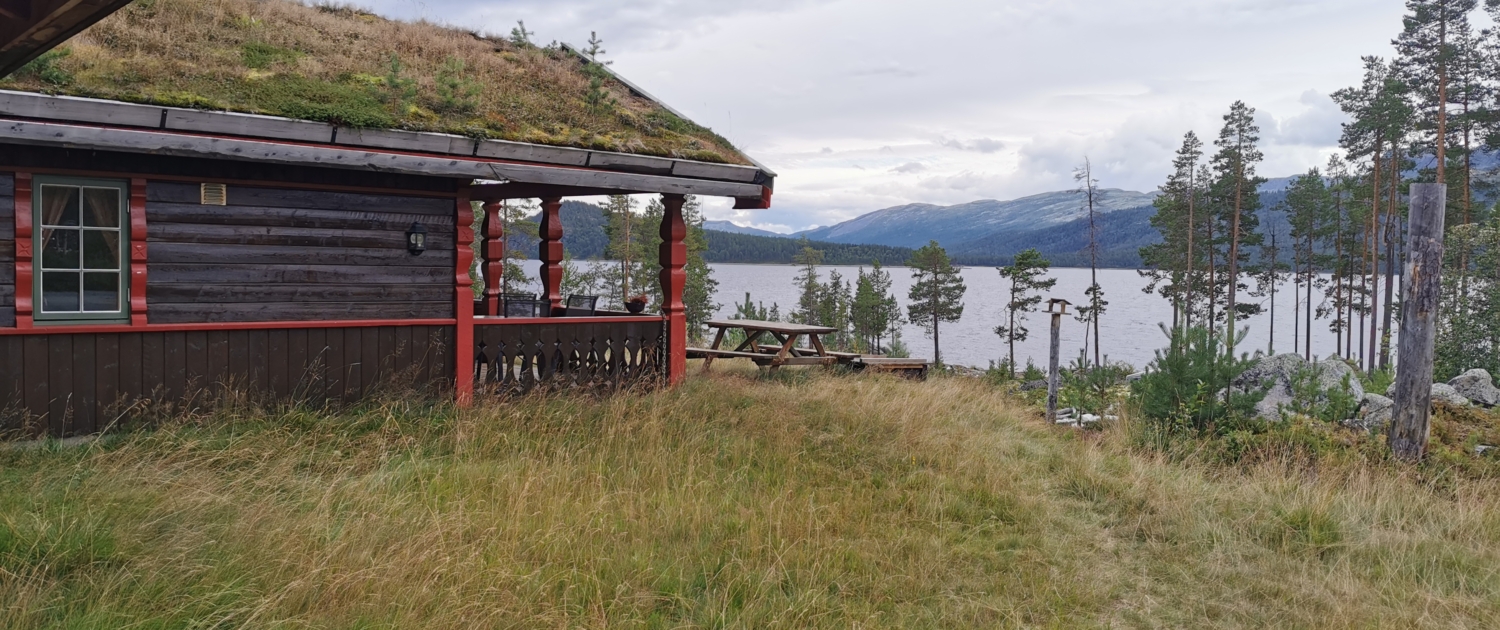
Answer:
[1347, 393, 1394, 432]
[1448, 369, 1500, 407]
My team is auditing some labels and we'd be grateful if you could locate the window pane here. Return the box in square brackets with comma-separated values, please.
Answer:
[83, 272, 121, 312]
[82, 230, 120, 270]
[41, 228, 80, 270]
[82, 188, 121, 227]
[41, 272, 80, 312]
[40, 185, 80, 227]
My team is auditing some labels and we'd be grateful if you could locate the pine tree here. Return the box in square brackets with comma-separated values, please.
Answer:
[852, 263, 902, 353]
[1282, 169, 1333, 360]
[1394, 0, 1476, 186]
[906, 241, 966, 366]
[994, 248, 1057, 377]
[791, 240, 824, 326]
[1141, 132, 1207, 331]
[1075, 157, 1106, 366]
[1207, 101, 1267, 347]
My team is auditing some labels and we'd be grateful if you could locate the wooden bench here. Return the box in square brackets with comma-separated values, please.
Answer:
[686, 347, 772, 360]
[853, 357, 930, 379]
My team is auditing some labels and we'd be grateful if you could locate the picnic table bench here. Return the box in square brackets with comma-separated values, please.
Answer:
[688, 320, 929, 379]
[690, 319, 842, 372]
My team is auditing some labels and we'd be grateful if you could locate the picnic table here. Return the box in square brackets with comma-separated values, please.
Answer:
[689, 319, 841, 372]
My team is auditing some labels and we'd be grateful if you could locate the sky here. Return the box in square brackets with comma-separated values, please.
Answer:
[359, 0, 1411, 233]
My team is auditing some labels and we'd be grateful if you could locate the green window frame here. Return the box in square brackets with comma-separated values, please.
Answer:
[32, 176, 131, 324]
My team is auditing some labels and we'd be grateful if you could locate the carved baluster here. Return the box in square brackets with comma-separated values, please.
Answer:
[482, 200, 505, 317]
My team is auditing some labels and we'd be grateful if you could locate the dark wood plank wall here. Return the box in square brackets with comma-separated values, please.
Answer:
[146, 182, 458, 323]
[0, 325, 455, 436]
[0, 173, 12, 327]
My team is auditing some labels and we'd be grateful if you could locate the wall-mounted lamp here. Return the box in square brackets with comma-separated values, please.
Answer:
[407, 222, 428, 255]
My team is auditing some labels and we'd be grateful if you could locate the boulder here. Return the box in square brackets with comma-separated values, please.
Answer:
[1345, 393, 1394, 432]
[1314, 358, 1365, 401]
[1431, 383, 1471, 407]
[1447, 369, 1500, 407]
[1020, 379, 1048, 392]
[1232, 353, 1306, 421]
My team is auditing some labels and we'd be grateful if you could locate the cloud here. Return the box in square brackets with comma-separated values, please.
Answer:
[940, 137, 1006, 153]
[346, 0, 1406, 232]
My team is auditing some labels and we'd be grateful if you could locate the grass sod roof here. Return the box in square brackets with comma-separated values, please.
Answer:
[0, 0, 750, 166]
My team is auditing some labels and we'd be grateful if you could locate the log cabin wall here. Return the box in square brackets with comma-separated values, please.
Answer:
[0, 172, 12, 327]
[145, 182, 458, 323]
[0, 147, 465, 436]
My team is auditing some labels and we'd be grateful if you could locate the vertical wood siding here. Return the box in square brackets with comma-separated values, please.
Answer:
[145, 182, 458, 323]
[0, 325, 455, 437]
[0, 173, 13, 327]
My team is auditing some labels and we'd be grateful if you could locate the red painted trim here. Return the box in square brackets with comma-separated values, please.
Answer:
[538, 197, 564, 314]
[1, 165, 461, 199]
[454, 190, 475, 406]
[732, 186, 774, 210]
[13, 172, 32, 329]
[0, 318, 458, 336]
[474, 315, 663, 326]
[128, 178, 148, 326]
[659, 194, 688, 385]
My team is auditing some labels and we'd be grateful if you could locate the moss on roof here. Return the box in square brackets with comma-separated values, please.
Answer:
[1, 0, 748, 165]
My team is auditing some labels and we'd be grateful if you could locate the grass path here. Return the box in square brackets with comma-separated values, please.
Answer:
[3, 368, 1499, 628]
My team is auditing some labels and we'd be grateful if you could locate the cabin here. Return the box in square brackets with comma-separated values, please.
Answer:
[0, 0, 775, 437]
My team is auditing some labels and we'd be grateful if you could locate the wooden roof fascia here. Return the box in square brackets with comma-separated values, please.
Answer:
[0, 117, 769, 199]
[0, 90, 771, 188]
[0, 0, 135, 77]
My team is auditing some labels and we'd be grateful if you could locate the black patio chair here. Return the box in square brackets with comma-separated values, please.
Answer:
[499, 292, 536, 316]
[564, 294, 599, 317]
[504, 298, 546, 318]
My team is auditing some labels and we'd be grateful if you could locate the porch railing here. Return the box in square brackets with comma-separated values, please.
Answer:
[472, 314, 665, 394]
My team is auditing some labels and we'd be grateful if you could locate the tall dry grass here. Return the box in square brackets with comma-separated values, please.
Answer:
[2, 0, 743, 163]
[2, 366, 1499, 628]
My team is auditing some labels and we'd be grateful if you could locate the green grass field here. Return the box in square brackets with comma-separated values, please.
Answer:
[3, 366, 1499, 628]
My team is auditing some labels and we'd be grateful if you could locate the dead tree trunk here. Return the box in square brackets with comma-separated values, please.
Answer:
[1388, 184, 1447, 463]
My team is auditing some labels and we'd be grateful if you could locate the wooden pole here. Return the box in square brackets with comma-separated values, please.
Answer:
[537, 197, 564, 315]
[1388, 183, 1447, 462]
[659, 194, 688, 385]
[1047, 305, 1063, 423]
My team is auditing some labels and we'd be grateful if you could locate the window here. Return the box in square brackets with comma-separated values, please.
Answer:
[34, 177, 129, 323]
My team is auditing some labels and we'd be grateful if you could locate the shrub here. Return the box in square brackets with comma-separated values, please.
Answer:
[1131, 325, 1263, 439]
[1285, 366, 1360, 424]
[10, 48, 73, 86]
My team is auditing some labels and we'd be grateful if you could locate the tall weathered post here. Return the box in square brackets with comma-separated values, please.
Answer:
[1046, 299, 1070, 423]
[1388, 183, 1446, 462]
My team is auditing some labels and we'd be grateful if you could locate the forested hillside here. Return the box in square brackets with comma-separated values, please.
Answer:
[703, 231, 915, 265]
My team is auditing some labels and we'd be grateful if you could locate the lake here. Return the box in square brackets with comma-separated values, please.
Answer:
[523, 261, 1370, 370]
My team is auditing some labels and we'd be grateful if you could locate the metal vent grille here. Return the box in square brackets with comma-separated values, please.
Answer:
[200, 183, 227, 205]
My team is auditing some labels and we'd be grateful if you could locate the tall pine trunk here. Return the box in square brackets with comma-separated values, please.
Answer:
[1380, 151, 1399, 370]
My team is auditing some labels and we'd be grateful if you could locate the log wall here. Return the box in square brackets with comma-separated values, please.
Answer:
[0, 325, 455, 436]
[0, 173, 11, 327]
[145, 182, 457, 323]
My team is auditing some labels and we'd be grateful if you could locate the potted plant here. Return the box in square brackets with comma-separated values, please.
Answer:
[625, 293, 650, 314]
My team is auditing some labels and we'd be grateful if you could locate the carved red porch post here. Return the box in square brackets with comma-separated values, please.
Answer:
[538, 197, 564, 315]
[659, 194, 687, 385]
[129, 178, 148, 326]
[455, 191, 475, 406]
[481, 200, 504, 317]
[13, 173, 32, 328]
